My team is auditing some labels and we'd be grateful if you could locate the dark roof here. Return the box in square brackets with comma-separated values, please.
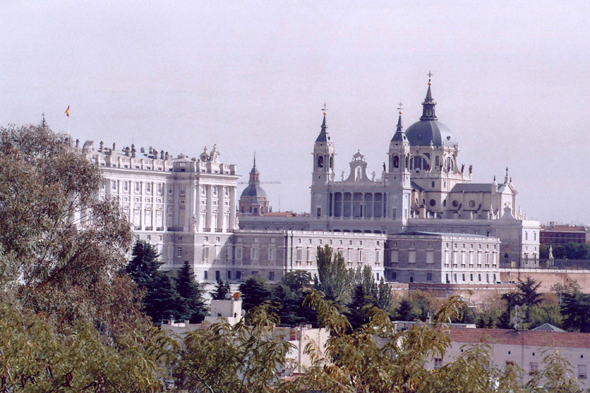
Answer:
[240, 184, 267, 198]
[451, 183, 495, 193]
[315, 115, 330, 143]
[450, 328, 590, 349]
[531, 323, 565, 332]
[395, 231, 489, 238]
[406, 119, 456, 147]
[411, 181, 424, 191]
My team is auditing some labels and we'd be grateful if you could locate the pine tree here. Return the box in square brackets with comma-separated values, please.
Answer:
[175, 261, 207, 323]
[126, 240, 162, 289]
[144, 273, 178, 324]
[239, 275, 272, 311]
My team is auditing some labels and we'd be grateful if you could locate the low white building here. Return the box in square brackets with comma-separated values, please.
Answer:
[429, 328, 590, 390]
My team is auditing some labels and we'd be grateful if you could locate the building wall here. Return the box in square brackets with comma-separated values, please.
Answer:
[429, 334, 590, 390]
[386, 233, 501, 284]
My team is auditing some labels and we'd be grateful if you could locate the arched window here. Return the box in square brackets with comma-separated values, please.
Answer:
[446, 157, 454, 172]
[317, 156, 324, 168]
[414, 156, 422, 170]
[393, 156, 399, 168]
[435, 155, 440, 168]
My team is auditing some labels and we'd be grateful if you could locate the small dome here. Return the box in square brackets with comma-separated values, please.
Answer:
[241, 184, 267, 198]
[405, 120, 457, 147]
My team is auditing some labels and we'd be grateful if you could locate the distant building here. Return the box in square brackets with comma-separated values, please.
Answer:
[430, 328, 590, 389]
[239, 155, 270, 216]
[241, 77, 541, 282]
[540, 222, 588, 245]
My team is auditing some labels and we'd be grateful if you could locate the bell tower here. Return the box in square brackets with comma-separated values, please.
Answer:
[311, 105, 335, 218]
[386, 103, 412, 224]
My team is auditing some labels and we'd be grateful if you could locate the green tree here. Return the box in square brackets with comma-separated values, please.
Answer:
[516, 277, 543, 324]
[126, 240, 162, 289]
[126, 240, 179, 323]
[239, 275, 272, 311]
[561, 291, 590, 332]
[144, 273, 179, 323]
[176, 305, 293, 393]
[270, 271, 315, 327]
[314, 245, 352, 304]
[0, 124, 136, 332]
[0, 303, 178, 392]
[175, 261, 207, 323]
[211, 279, 231, 300]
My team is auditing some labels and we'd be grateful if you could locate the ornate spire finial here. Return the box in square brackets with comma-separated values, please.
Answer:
[322, 102, 328, 116]
[420, 72, 437, 120]
[397, 101, 403, 115]
[253, 152, 256, 168]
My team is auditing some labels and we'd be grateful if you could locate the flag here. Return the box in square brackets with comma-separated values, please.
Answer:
[65, 106, 70, 117]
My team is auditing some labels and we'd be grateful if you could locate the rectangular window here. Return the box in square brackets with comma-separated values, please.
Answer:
[578, 365, 587, 379]
[204, 271, 208, 280]
[236, 246, 243, 261]
[269, 271, 275, 281]
[375, 250, 380, 263]
[215, 271, 220, 282]
[434, 358, 443, 369]
[296, 248, 302, 262]
[427, 272, 433, 281]
[268, 247, 276, 261]
[307, 248, 313, 262]
[177, 247, 182, 257]
[227, 271, 231, 280]
[236, 271, 242, 280]
[358, 249, 363, 263]
[392, 272, 397, 280]
[391, 250, 399, 263]
[135, 182, 141, 192]
[408, 250, 416, 263]
[426, 251, 434, 264]
[530, 362, 539, 374]
[111, 180, 117, 189]
[250, 247, 259, 261]
[202, 247, 209, 262]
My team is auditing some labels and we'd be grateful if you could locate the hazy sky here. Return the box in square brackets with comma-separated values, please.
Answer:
[2, 1, 589, 225]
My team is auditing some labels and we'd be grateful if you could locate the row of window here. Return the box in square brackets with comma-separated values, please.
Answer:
[205, 270, 277, 282]
[109, 180, 233, 197]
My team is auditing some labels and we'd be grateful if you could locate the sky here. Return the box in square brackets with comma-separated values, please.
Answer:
[1, 1, 589, 225]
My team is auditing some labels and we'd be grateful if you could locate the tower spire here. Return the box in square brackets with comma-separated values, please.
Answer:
[315, 103, 330, 142]
[420, 71, 437, 121]
[391, 102, 407, 142]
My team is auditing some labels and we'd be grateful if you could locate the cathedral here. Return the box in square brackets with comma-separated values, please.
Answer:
[240, 77, 541, 281]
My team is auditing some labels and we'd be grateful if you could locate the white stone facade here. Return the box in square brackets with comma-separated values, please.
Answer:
[241, 78, 541, 282]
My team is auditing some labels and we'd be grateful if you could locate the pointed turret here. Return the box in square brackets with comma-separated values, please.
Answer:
[391, 105, 407, 142]
[420, 73, 437, 120]
[316, 112, 329, 142]
[249, 154, 260, 183]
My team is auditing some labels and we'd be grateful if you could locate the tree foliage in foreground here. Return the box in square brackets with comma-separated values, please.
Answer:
[278, 290, 583, 393]
[0, 124, 137, 333]
[175, 304, 294, 393]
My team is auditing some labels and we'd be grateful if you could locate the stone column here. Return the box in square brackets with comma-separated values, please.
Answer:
[206, 185, 213, 232]
[229, 186, 237, 230]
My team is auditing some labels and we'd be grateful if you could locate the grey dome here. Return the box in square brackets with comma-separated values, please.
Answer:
[241, 184, 267, 198]
[405, 120, 457, 147]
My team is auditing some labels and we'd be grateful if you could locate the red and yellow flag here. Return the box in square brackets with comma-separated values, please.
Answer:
[65, 106, 70, 117]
